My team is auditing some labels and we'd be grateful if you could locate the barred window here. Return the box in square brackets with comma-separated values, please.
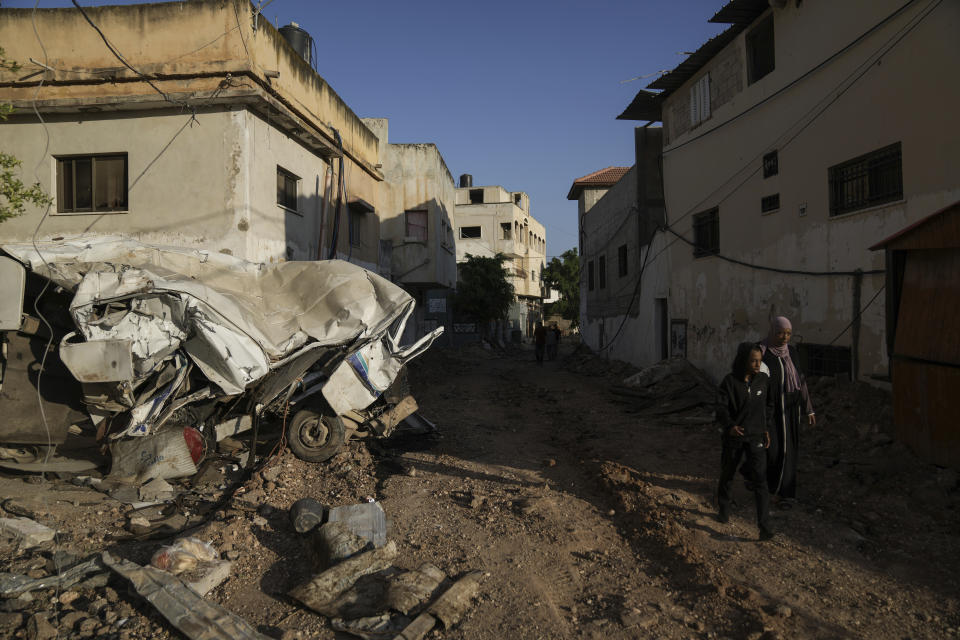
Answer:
[797, 343, 851, 379]
[828, 143, 902, 216]
[692, 208, 719, 258]
[763, 150, 778, 178]
[761, 193, 780, 213]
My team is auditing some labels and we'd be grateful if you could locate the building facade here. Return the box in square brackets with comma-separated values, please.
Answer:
[620, 0, 960, 382]
[453, 180, 546, 337]
[363, 118, 458, 345]
[0, 1, 383, 271]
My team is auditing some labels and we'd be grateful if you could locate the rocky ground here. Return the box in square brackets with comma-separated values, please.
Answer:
[1, 340, 958, 639]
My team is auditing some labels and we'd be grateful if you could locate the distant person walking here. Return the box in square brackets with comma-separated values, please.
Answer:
[533, 322, 546, 365]
[760, 316, 815, 506]
[716, 342, 775, 541]
[545, 323, 559, 361]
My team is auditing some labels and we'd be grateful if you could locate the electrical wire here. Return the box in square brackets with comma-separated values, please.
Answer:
[666, 0, 940, 233]
[827, 284, 886, 346]
[70, 0, 197, 119]
[661, 225, 884, 277]
[661, 0, 924, 156]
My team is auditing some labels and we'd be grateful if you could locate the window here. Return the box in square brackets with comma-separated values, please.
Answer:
[459, 226, 481, 239]
[618, 244, 628, 277]
[689, 74, 711, 127]
[598, 255, 606, 289]
[746, 15, 775, 84]
[277, 166, 299, 211]
[828, 142, 902, 216]
[797, 344, 851, 379]
[349, 205, 364, 248]
[692, 208, 719, 258]
[514, 193, 521, 206]
[763, 150, 779, 178]
[588, 260, 595, 291]
[501, 222, 512, 240]
[469, 189, 483, 204]
[761, 193, 780, 213]
[56, 154, 127, 213]
[405, 210, 427, 242]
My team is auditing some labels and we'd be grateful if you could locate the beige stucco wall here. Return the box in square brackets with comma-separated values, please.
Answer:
[579, 167, 671, 366]
[371, 133, 457, 288]
[0, 108, 338, 263]
[453, 187, 546, 299]
[660, 0, 960, 382]
[0, 0, 380, 177]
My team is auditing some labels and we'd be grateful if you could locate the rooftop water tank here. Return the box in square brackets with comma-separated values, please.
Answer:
[459, 174, 473, 188]
[279, 22, 313, 66]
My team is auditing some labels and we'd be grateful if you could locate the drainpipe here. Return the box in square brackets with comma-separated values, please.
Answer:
[851, 268, 863, 381]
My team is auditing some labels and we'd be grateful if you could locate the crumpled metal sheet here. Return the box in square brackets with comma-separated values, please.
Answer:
[102, 551, 270, 640]
[4, 236, 442, 404]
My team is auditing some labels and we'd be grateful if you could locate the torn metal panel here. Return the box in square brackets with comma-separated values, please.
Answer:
[0, 256, 25, 331]
[102, 551, 270, 640]
[59, 335, 135, 383]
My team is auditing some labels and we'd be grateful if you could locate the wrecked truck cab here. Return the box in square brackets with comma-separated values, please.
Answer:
[1, 236, 443, 471]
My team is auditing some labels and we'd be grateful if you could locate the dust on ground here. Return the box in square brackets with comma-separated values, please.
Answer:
[1, 340, 958, 639]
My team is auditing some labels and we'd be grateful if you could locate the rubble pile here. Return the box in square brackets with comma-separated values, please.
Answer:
[609, 358, 717, 424]
[563, 344, 640, 378]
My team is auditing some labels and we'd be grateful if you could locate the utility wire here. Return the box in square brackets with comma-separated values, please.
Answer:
[661, 225, 884, 277]
[828, 284, 886, 346]
[70, 0, 197, 118]
[662, 0, 923, 156]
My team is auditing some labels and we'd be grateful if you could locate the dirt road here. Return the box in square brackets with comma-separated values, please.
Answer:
[1, 341, 958, 639]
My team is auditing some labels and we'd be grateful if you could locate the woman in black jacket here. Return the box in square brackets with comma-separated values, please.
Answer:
[760, 316, 815, 506]
[716, 342, 774, 540]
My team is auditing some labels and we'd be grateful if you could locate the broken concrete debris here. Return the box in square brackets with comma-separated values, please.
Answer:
[0, 517, 56, 549]
[286, 499, 482, 639]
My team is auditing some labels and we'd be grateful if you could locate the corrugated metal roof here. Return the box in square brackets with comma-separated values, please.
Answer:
[710, 0, 772, 25]
[618, 0, 772, 120]
[617, 89, 661, 121]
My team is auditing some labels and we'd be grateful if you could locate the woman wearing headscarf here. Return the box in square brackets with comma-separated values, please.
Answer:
[760, 316, 815, 505]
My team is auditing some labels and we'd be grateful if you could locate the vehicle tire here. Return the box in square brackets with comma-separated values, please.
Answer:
[286, 409, 346, 463]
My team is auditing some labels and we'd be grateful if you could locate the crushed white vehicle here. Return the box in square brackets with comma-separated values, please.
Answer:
[0, 236, 442, 479]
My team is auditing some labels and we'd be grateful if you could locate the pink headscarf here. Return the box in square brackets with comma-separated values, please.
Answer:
[761, 316, 802, 393]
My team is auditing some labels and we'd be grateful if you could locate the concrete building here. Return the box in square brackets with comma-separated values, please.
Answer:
[363, 118, 457, 344]
[453, 179, 546, 337]
[0, 1, 383, 271]
[570, 128, 669, 365]
[619, 0, 960, 382]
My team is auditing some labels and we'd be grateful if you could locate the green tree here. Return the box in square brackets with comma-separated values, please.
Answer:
[1, 48, 52, 223]
[542, 247, 580, 326]
[454, 253, 515, 325]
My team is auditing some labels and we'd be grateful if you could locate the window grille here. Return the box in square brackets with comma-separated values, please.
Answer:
[692, 208, 719, 258]
[829, 143, 902, 216]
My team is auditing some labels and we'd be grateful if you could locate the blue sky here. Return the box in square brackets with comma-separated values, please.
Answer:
[5, 0, 727, 257]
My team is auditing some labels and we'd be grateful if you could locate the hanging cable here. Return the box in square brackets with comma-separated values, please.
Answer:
[326, 129, 345, 260]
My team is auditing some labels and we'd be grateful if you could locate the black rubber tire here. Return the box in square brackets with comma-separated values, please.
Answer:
[286, 408, 346, 463]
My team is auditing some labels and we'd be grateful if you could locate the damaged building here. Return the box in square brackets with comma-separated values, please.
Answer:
[0, 1, 452, 475]
[612, 0, 960, 383]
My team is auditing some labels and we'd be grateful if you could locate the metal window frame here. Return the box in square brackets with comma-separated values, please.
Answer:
[760, 193, 780, 213]
[828, 142, 902, 216]
[55, 153, 128, 214]
[692, 207, 719, 258]
[762, 150, 779, 178]
[276, 166, 300, 211]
